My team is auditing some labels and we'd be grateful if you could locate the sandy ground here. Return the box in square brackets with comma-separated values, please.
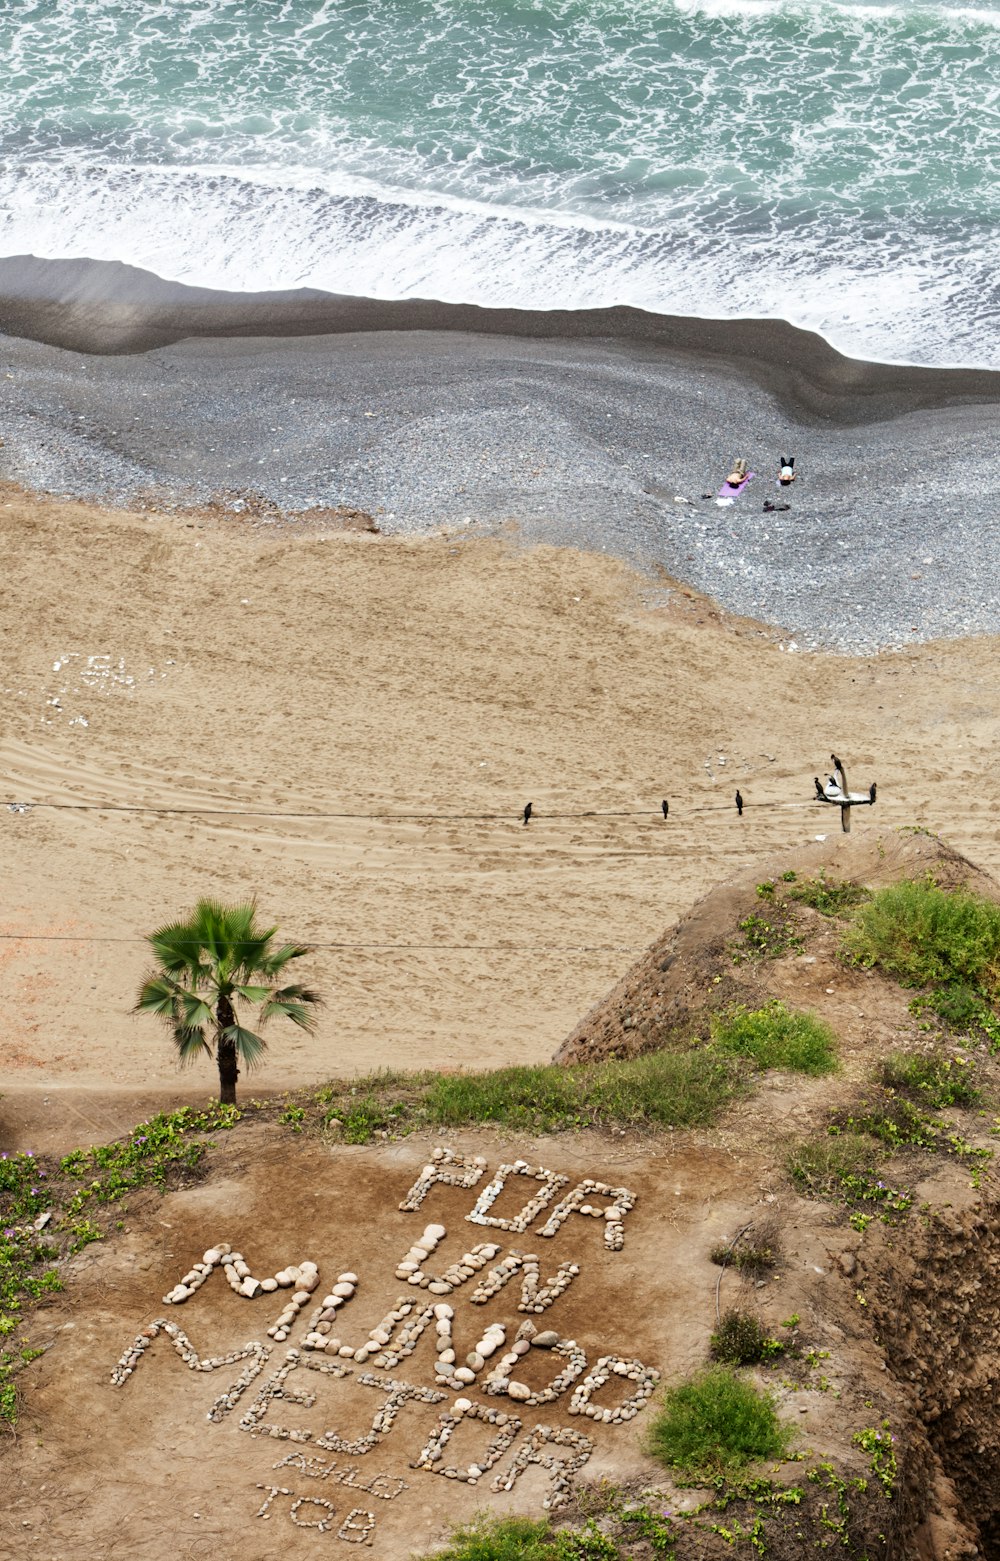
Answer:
[3, 484, 1000, 1150]
[3, 1124, 900, 1561]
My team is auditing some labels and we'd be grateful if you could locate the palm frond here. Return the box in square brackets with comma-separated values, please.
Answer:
[146, 920, 212, 979]
[259, 983, 322, 1031]
[180, 994, 214, 1029]
[260, 941, 312, 976]
[221, 1024, 268, 1070]
[173, 1025, 212, 1064]
[231, 984, 272, 1004]
[135, 973, 196, 1016]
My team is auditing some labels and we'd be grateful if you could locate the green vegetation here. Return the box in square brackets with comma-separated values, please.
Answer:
[709, 1236, 779, 1277]
[710, 1309, 784, 1367]
[423, 1516, 620, 1561]
[1, 1103, 239, 1426]
[319, 1052, 751, 1143]
[135, 898, 322, 1102]
[786, 1131, 913, 1221]
[785, 870, 870, 918]
[852, 1423, 898, 1497]
[842, 877, 1000, 1006]
[878, 1050, 981, 1108]
[710, 1002, 838, 1076]
[645, 1366, 792, 1480]
[731, 911, 803, 963]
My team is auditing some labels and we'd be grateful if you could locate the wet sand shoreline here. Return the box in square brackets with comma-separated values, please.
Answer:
[2, 253, 999, 422]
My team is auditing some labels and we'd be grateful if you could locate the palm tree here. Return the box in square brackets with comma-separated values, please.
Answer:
[135, 899, 321, 1103]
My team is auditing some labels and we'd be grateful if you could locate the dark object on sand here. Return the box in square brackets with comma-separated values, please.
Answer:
[814, 776, 825, 800]
[523, 802, 532, 826]
[779, 456, 796, 485]
[763, 499, 791, 512]
[735, 789, 744, 816]
[661, 799, 669, 819]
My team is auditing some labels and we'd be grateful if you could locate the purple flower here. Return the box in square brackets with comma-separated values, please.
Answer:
[136, 1135, 147, 1144]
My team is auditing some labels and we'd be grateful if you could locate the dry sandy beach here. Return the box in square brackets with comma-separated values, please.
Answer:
[3, 474, 1000, 1152]
[3, 267, 1000, 1149]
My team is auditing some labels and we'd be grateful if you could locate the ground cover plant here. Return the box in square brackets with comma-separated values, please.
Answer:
[709, 1002, 837, 1076]
[423, 1514, 619, 1561]
[645, 1365, 791, 1480]
[0, 1104, 239, 1427]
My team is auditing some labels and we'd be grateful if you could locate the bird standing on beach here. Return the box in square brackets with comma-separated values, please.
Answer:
[661, 799, 669, 819]
[814, 777, 825, 801]
[735, 790, 744, 816]
[522, 802, 532, 826]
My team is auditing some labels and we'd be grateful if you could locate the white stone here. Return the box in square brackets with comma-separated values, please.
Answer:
[332, 1282, 355, 1298]
[261, 1278, 279, 1293]
[453, 1367, 476, 1385]
[338, 1272, 359, 1285]
[453, 1398, 473, 1413]
[424, 1224, 446, 1241]
[508, 1382, 532, 1401]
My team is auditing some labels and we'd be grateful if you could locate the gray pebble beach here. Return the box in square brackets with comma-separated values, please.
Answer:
[2, 257, 998, 656]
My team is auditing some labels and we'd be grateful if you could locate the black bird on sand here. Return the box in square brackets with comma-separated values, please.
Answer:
[869, 782, 877, 803]
[523, 802, 532, 826]
[661, 800, 669, 819]
[735, 790, 744, 816]
[814, 776, 825, 801]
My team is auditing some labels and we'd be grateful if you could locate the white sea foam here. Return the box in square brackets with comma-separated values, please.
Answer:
[1, 0, 997, 367]
[1, 158, 995, 369]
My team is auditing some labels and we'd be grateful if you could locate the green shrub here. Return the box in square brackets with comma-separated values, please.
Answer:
[710, 1310, 781, 1366]
[786, 871, 869, 918]
[711, 1002, 838, 1076]
[842, 879, 1000, 995]
[646, 1366, 791, 1479]
[877, 1051, 981, 1109]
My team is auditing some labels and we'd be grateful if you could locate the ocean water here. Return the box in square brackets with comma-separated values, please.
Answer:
[0, 0, 997, 367]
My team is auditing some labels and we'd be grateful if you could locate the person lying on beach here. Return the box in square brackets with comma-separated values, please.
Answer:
[725, 458, 749, 488]
[778, 456, 795, 486]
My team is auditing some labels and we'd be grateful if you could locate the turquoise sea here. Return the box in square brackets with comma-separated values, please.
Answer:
[1, 0, 997, 366]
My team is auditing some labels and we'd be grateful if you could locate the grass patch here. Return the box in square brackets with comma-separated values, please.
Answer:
[423, 1515, 620, 1561]
[877, 1051, 981, 1109]
[646, 1366, 791, 1480]
[842, 878, 1000, 997]
[320, 1052, 752, 1142]
[786, 870, 869, 918]
[786, 1131, 913, 1224]
[710, 1002, 838, 1076]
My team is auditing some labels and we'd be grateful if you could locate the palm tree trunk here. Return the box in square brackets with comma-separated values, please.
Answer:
[216, 995, 239, 1104]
